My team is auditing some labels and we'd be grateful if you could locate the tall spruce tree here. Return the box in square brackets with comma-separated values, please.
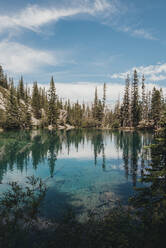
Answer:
[18, 76, 25, 100]
[24, 86, 31, 128]
[122, 74, 130, 127]
[6, 82, 20, 129]
[31, 82, 41, 119]
[141, 75, 146, 120]
[0, 65, 8, 89]
[73, 101, 82, 127]
[102, 83, 106, 109]
[93, 87, 98, 121]
[102, 83, 106, 126]
[131, 70, 141, 127]
[151, 87, 162, 128]
[92, 87, 103, 127]
[48, 76, 58, 126]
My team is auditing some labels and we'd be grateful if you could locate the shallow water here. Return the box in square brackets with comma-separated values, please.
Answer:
[0, 129, 153, 220]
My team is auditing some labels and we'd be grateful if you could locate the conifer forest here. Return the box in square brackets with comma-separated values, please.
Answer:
[0, 65, 166, 131]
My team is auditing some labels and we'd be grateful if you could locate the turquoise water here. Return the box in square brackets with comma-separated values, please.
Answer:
[0, 129, 153, 220]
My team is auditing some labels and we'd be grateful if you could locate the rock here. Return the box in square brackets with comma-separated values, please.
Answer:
[58, 125, 66, 130]
[57, 110, 68, 126]
[48, 125, 54, 130]
[31, 116, 41, 127]
[65, 124, 75, 130]
[0, 91, 7, 111]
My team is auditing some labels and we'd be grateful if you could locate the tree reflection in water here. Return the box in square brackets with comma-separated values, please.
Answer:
[0, 129, 153, 185]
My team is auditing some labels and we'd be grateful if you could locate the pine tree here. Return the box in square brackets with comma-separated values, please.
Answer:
[122, 74, 130, 127]
[92, 87, 104, 127]
[113, 97, 121, 128]
[6, 82, 20, 129]
[0, 66, 8, 89]
[151, 87, 161, 128]
[131, 70, 141, 127]
[141, 75, 146, 120]
[102, 83, 106, 126]
[31, 82, 41, 119]
[3, 75, 8, 89]
[18, 76, 25, 100]
[102, 83, 106, 109]
[48, 76, 58, 126]
[93, 87, 98, 121]
[97, 99, 104, 123]
[73, 101, 82, 127]
[24, 87, 31, 128]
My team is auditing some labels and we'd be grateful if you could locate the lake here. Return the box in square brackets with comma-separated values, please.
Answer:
[0, 129, 153, 220]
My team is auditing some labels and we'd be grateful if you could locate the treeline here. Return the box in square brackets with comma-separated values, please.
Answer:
[0, 65, 166, 129]
[119, 70, 166, 129]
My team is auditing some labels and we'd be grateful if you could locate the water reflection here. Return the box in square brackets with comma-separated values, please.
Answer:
[0, 130, 152, 185]
[0, 129, 153, 219]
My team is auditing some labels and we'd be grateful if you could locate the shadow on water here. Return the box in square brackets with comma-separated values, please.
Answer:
[112, 180, 146, 204]
[41, 186, 85, 221]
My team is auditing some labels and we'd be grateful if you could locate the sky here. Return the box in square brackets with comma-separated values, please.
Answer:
[0, 0, 166, 103]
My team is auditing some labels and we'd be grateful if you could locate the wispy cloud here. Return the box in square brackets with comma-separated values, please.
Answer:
[119, 26, 157, 40]
[131, 29, 157, 40]
[0, 40, 64, 74]
[111, 63, 166, 82]
[0, 0, 158, 42]
[0, 0, 116, 34]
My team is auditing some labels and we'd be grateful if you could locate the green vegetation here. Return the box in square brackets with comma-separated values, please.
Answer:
[0, 65, 166, 130]
[0, 176, 46, 248]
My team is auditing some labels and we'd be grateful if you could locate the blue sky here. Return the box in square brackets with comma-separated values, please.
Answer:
[0, 0, 166, 102]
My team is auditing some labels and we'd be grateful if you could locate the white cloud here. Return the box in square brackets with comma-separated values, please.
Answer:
[93, 0, 113, 12]
[0, 0, 116, 34]
[58, 138, 123, 159]
[0, 0, 158, 43]
[119, 26, 157, 41]
[29, 82, 125, 104]
[149, 74, 166, 81]
[131, 29, 157, 40]
[28, 81, 166, 105]
[111, 63, 166, 82]
[0, 40, 62, 73]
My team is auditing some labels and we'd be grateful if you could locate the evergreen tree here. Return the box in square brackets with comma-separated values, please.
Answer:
[141, 75, 146, 120]
[31, 82, 41, 119]
[113, 97, 121, 128]
[73, 101, 83, 127]
[131, 70, 141, 127]
[122, 74, 130, 127]
[92, 87, 104, 127]
[102, 83, 106, 109]
[3, 75, 8, 89]
[93, 87, 98, 121]
[102, 83, 106, 126]
[0, 66, 8, 89]
[18, 76, 25, 100]
[48, 77, 58, 126]
[6, 82, 20, 129]
[24, 87, 31, 128]
[151, 87, 161, 128]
